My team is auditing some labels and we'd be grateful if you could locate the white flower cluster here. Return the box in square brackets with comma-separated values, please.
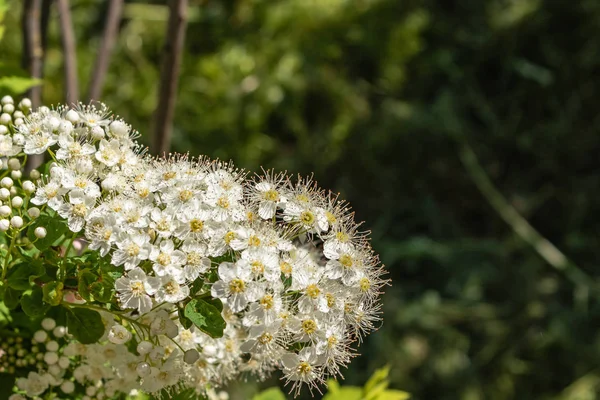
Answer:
[0, 98, 387, 397]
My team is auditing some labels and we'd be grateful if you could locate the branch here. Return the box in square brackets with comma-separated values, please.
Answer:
[88, 0, 123, 102]
[56, 0, 79, 105]
[152, 0, 188, 155]
[22, 0, 45, 172]
[458, 140, 594, 292]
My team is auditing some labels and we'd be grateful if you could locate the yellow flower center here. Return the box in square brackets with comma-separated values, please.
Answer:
[360, 277, 371, 292]
[217, 197, 230, 209]
[258, 332, 273, 344]
[130, 281, 144, 295]
[224, 231, 236, 244]
[72, 203, 87, 218]
[260, 294, 274, 309]
[300, 211, 314, 226]
[280, 261, 292, 275]
[302, 319, 317, 335]
[179, 189, 193, 202]
[339, 254, 353, 268]
[189, 219, 204, 232]
[229, 278, 245, 293]
[306, 284, 320, 299]
[251, 261, 265, 274]
[263, 189, 279, 202]
[298, 361, 312, 374]
[163, 171, 176, 180]
[127, 244, 140, 257]
[248, 235, 261, 247]
[157, 253, 171, 266]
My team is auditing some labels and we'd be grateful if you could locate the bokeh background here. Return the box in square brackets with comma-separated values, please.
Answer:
[2, 0, 600, 399]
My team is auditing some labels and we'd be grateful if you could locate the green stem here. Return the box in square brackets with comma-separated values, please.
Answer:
[1, 234, 17, 281]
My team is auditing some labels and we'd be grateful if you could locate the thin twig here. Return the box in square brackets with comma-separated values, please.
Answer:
[56, 0, 79, 105]
[152, 0, 188, 155]
[22, 0, 44, 172]
[458, 140, 593, 292]
[88, 0, 123, 102]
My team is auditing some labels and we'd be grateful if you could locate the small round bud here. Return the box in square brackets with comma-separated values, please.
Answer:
[30, 169, 41, 180]
[0, 219, 9, 231]
[60, 380, 75, 394]
[10, 216, 23, 228]
[0, 125, 7, 135]
[0, 205, 11, 217]
[48, 364, 62, 377]
[136, 362, 151, 377]
[58, 356, 69, 369]
[165, 323, 179, 339]
[18, 98, 32, 110]
[9, 187, 17, 196]
[22, 181, 35, 193]
[41, 318, 56, 331]
[10, 170, 22, 180]
[11, 196, 23, 208]
[136, 341, 153, 355]
[7, 158, 20, 170]
[13, 111, 24, 119]
[46, 340, 59, 352]
[2, 104, 14, 114]
[1, 96, 13, 105]
[184, 349, 200, 364]
[28, 207, 40, 218]
[34, 227, 47, 239]
[12, 133, 24, 145]
[65, 109, 79, 123]
[38, 106, 49, 113]
[1, 177, 13, 188]
[53, 326, 66, 338]
[90, 126, 105, 140]
[59, 120, 73, 135]
[13, 118, 24, 126]
[0, 188, 9, 200]
[0, 113, 11, 125]
[86, 386, 97, 397]
[33, 330, 48, 343]
[43, 352, 58, 366]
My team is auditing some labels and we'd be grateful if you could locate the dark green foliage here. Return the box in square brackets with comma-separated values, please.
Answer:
[65, 307, 105, 344]
[184, 297, 226, 338]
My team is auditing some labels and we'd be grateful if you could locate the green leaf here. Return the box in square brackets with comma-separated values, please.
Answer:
[178, 306, 193, 330]
[252, 387, 286, 400]
[377, 390, 411, 400]
[78, 269, 98, 302]
[27, 215, 68, 251]
[43, 281, 64, 306]
[0, 76, 41, 95]
[322, 387, 363, 400]
[3, 287, 21, 309]
[66, 307, 105, 344]
[184, 298, 226, 338]
[364, 365, 391, 395]
[21, 286, 50, 317]
[6, 260, 45, 290]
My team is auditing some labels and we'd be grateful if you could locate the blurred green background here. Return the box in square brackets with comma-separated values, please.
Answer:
[3, 0, 600, 399]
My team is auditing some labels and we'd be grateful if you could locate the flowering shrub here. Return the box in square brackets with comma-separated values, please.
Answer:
[0, 95, 387, 399]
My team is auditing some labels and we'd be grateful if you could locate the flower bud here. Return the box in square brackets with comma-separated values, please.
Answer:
[46, 341, 59, 352]
[1, 177, 13, 188]
[11, 196, 23, 208]
[1, 95, 14, 105]
[60, 381, 75, 394]
[2, 103, 14, 114]
[59, 121, 73, 135]
[12, 133, 24, 145]
[0, 219, 10, 231]
[7, 158, 20, 170]
[0, 125, 7, 135]
[44, 351, 58, 365]
[13, 111, 24, 119]
[41, 318, 56, 331]
[136, 341, 153, 355]
[136, 362, 151, 377]
[65, 109, 79, 123]
[22, 181, 35, 193]
[33, 330, 48, 343]
[13, 118, 24, 126]
[28, 207, 40, 218]
[30, 169, 41, 180]
[184, 349, 200, 364]
[9, 187, 17, 196]
[34, 227, 47, 239]
[0, 188, 9, 200]
[110, 120, 130, 137]
[0, 205, 11, 217]
[10, 170, 22, 180]
[18, 98, 31, 110]
[10, 216, 23, 228]
[91, 126, 105, 140]
[0, 113, 11, 125]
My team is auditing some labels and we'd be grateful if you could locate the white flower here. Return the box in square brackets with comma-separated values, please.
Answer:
[211, 262, 259, 313]
[16, 371, 49, 397]
[115, 268, 160, 313]
[150, 239, 186, 280]
[57, 189, 96, 232]
[155, 275, 190, 303]
[281, 347, 324, 396]
[108, 324, 132, 344]
[112, 233, 153, 270]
